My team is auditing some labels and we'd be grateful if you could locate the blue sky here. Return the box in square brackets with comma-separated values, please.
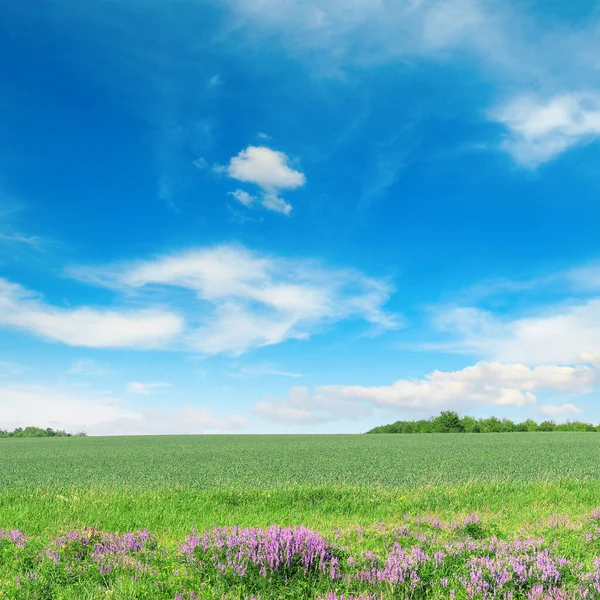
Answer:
[2, 0, 600, 434]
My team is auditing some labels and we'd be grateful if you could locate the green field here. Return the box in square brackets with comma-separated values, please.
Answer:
[2, 433, 600, 535]
[5, 432, 600, 489]
[3, 433, 600, 598]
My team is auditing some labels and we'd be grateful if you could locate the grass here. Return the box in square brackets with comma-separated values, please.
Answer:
[2, 433, 600, 597]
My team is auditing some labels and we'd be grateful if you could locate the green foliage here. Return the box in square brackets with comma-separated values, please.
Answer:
[0, 426, 82, 438]
[366, 413, 598, 434]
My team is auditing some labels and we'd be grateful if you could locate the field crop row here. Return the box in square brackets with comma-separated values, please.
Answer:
[2, 433, 600, 490]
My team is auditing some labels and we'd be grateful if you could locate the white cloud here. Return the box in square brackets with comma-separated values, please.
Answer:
[228, 189, 255, 207]
[432, 300, 600, 365]
[254, 361, 596, 424]
[127, 381, 172, 395]
[227, 146, 305, 189]
[208, 73, 222, 88]
[220, 146, 305, 215]
[70, 244, 400, 355]
[539, 403, 582, 418]
[229, 0, 492, 63]
[489, 93, 600, 167]
[254, 385, 371, 424]
[228, 365, 303, 379]
[567, 264, 600, 292]
[68, 359, 109, 376]
[0, 233, 44, 248]
[0, 384, 246, 435]
[580, 352, 600, 367]
[0, 278, 183, 349]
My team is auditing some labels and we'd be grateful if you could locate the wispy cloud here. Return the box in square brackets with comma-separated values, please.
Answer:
[0, 278, 183, 349]
[228, 365, 303, 379]
[68, 244, 400, 355]
[68, 359, 110, 376]
[0, 233, 45, 249]
[127, 381, 172, 395]
[0, 360, 26, 376]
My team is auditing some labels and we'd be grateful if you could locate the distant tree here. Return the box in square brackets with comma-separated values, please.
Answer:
[0, 427, 79, 438]
[519, 419, 539, 432]
[478, 416, 504, 433]
[365, 412, 598, 434]
[459, 416, 480, 433]
[432, 411, 464, 433]
[500, 419, 515, 432]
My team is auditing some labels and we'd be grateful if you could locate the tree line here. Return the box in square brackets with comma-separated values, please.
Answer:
[0, 427, 86, 438]
[366, 411, 599, 434]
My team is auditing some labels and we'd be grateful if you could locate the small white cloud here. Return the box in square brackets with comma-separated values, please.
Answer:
[539, 403, 582, 418]
[254, 361, 596, 424]
[219, 146, 305, 215]
[260, 193, 292, 216]
[208, 74, 222, 88]
[0, 278, 183, 349]
[227, 146, 305, 189]
[127, 381, 172, 395]
[489, 93, 600, 167]
[68, 359, 109, 376]
[228, 189, 255, 207]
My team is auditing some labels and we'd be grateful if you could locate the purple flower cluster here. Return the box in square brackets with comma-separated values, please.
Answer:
[0, 528, 28, 548]
[3, 510, 600, 598]
[44, 527, 156, 577]
[181, 524, 338, 578]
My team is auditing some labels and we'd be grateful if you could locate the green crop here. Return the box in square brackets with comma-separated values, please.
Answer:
[2, 432, 600, 490]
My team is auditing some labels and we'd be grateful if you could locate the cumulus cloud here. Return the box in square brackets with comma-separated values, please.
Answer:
[220, 146, 306, 215]
[70, 244, 400, 355]
[0, 278, 183, 349]
[489, 93, 600, 167]
[254, 361, 596, 424]
[0, 384, 246, 435]
[127, 381, 172, 394]
[539, 403, 582, 418]
[432, 300, 600, 365]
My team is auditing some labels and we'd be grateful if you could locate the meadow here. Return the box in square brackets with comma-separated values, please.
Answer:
[2, 433, 600, 598]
